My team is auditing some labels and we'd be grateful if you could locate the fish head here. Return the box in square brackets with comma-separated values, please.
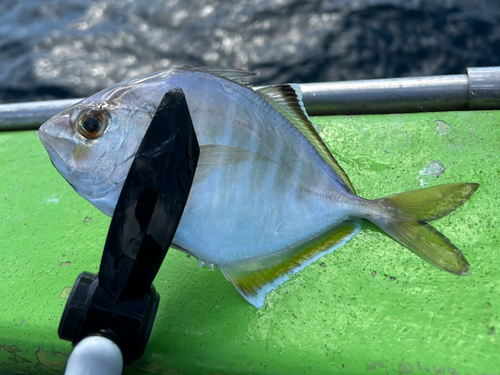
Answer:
[39, 70, 174, 216]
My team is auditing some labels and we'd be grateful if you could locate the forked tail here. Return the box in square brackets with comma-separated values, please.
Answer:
[366, 183, 479, 275]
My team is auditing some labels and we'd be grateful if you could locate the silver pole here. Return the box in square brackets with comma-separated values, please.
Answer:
[300, 74, 470, 115]
[467, 67, 500, 109]
[0, 98, 82, 131]
[0, 66, 499, 131]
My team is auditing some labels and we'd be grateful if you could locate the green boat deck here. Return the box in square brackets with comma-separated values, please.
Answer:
[1, 110, 499, 374]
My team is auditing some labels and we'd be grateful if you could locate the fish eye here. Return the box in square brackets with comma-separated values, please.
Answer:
[76, 109, 110, 139]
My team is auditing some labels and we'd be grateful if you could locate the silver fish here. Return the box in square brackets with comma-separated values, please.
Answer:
[39, 66, 478, 308]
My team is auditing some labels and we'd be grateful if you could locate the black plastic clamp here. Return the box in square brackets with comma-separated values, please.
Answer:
[58, 88, 199, 364]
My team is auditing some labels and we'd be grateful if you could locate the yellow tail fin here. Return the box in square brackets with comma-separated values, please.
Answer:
[369, 183, 479, 275]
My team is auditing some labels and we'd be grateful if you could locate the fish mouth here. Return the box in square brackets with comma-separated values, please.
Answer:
[39, 115, 74, 160]
[39, 128, 72, 174]
[39, 127, 55, 151]
[38, 126, 51, 148]
[39, 126, 107, 196]
[73, 181, 122, 200]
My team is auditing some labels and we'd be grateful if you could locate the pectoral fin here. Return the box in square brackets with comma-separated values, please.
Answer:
[200, 145, 275, 166]
[221, 221, 361, 308]
[195, 144, 277, 183]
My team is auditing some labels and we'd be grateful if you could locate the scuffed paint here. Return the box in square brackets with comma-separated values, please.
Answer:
[35, 347, 67, 368]
[366, 361, 386, 370]
[418, 161, 445, 186]
[59, 286, 72, 299]
[435, 120, 452, 135]
[46, 196, 59, 204]
[1, 344, 30, 364]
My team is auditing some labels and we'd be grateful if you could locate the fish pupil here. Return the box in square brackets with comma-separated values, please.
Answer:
[81, 116, 100, 133]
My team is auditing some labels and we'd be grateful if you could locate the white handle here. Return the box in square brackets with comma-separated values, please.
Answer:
[65, 336, 123, 375]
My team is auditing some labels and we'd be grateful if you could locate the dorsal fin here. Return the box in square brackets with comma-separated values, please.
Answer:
[257, 84, 356, 195]
[181, 66, 256, 87]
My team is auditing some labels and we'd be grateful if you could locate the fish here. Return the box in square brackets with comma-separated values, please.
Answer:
[39, 66, 479, 308]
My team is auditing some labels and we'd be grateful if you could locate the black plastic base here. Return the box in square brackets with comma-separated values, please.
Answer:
[59, 272, 159, 364]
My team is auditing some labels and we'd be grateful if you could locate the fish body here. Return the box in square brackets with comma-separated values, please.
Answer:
[39, 67, 478, 308]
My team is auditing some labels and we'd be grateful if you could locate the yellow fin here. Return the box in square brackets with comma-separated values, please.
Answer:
[377, 183, 479, 221]
[257, 84, 356, 195]
[370, 183, 479, 275]
[221, 221, 361, 308]
[377, 219, 471, 275]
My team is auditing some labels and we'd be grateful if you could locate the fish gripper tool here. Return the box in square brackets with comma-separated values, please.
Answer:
[57, 88, 200, 365]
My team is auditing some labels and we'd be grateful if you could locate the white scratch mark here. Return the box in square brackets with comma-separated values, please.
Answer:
[418, 161, 445, 186]
[435, 120, 451, 135]
[47, 196, 59, 204]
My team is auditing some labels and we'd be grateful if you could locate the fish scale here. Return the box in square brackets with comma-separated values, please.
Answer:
[39, 66, 478, 308]
[160, 70, 348, 261]
[173, 77, 344, 258]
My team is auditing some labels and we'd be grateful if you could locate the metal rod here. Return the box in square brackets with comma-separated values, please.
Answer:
[300, 74, 470, 115]
[0, 98, 83, 131]
[1, 66, 499, 131]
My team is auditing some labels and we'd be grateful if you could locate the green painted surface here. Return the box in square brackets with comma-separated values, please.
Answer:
[1, 111, 499, 374]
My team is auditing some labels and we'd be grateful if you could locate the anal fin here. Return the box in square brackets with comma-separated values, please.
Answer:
[221, 221, 361, 308]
